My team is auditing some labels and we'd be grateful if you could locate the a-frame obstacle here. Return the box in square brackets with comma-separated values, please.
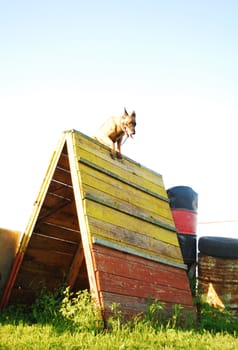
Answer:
[0, 130, 195, 320]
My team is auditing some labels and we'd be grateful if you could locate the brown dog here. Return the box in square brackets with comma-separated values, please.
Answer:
[93, 108, 136, 159]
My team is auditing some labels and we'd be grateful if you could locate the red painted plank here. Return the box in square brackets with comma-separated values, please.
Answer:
[91, 244, 194, 309]
[102, 291, 195, 320]
[97, 271, 192, 306]
[92, 244, 190, 291]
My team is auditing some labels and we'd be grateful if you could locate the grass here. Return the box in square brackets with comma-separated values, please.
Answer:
[0, 287, 238, 350]
[1, 324, 238, 350]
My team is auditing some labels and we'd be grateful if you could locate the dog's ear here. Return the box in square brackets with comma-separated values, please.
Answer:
[131, 111, 136, 117]
[124, 107, 128, 115]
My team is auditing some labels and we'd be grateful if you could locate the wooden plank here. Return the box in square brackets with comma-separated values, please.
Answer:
[66, 131, 101, 305]
[102, 291, 195, 320]
[94, 238, 186, 269]
[2, 135, 68, 309]
[92, 245, 187, 289]
[53, 166, 72, 186]
[73, 132, 166, 194]
[11, 268, 64, 290]
[102, 291, 149, 317]
[41, 192, 73, 208]
[8, 265, 66, 305]
[39, 193, 78, 218]
[42, 209, 79, 231]
[3, 130, 194, 321]
[73, 131, 166, 190]
[98, 271, 192, 305]
[85, 199, 179, 246]
[28, 232, 78, 255]
[79, 158, 168, 202]
[89, 217, 182, 264]
[67, 243, 85, 288]
[71, 259, 90, 292]
[24, 247, 73, 270]
[57, 149, 70, 170]
[37, 194, 73, 224]
[78, 163, 173, 224]
[85, 193, 176, 232]
[34, 222, 81, 244]
[48, 180, 73, 199]
[19, 134, 68, 253]
[91, 245, 192, 308]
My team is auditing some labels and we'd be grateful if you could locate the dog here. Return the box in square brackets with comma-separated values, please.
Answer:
[93, 108, 136, 159]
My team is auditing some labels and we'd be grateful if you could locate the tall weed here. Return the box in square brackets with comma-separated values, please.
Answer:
[1, 285, 238, 336]
[60, 287, 104, 334]
[198, 301, 238, 334]
[31, 286, 64, 324]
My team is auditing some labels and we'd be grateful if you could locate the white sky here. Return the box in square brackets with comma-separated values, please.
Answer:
[0, 1, 237, 238]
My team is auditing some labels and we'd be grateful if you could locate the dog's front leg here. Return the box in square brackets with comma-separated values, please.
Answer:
[116, 137, 123, 159]
[110, 141, 117, 159]
[95, 135, 116, 159]
[101, 135, 117, 159]
[104, 137, 117, 159]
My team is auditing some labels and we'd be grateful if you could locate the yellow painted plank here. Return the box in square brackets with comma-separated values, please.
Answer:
[73, 131, 165, 186]
[85, 192, 176, 233]
[88, 216, 183, 264]
[72, 132, 167, 196]
[84, 199, 179, 246]
[76, 145, 167, 198]
[78, 163, 174, 225]
[70, 130, 183, 264]
[83, 182, 173, 226]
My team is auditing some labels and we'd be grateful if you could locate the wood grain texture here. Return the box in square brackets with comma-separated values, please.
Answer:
[85, 199, 178, 246]
[78, 162, 172, 223]
[198, 253, 238, 313]
[92, 244, 194, 318]
[73, 135, 167, 197]
[89, 216, 182, 263]
[67, 243, 84, 287]
[2, 130, 195, 320]
[73, 132, 166, 188]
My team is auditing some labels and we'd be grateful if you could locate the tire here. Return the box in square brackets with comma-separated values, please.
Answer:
[177, 234, 197, 265]
[198, 236, 238, 259]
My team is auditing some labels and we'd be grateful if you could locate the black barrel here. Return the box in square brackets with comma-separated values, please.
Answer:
[167, 186, 198, 211]
[167, 186, 198, 292]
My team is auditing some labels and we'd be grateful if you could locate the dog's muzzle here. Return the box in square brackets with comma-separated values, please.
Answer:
[125, 127, 135, 138]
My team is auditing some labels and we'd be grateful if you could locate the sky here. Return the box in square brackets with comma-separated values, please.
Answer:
[0, 0, 237, 239]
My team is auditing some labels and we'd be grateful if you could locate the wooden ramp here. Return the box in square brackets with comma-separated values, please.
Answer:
[0, 130, 195, 320]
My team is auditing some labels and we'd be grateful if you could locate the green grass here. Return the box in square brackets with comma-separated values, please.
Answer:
[0, 287, 238, 350]
[1, 324, 238, 350]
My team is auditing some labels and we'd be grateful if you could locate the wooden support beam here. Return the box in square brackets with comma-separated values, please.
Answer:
[67, 242, 84, 288]
[37, 197, 72, 224]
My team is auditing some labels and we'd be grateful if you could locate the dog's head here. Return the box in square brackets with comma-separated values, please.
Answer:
[122, 108, 136, 138]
